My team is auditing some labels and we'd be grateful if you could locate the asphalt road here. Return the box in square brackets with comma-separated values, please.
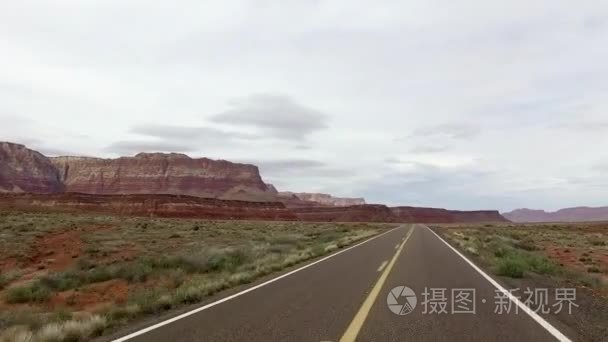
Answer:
[110, 224, 573, 342]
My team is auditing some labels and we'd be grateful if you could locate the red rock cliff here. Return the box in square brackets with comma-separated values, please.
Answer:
[0, 142, 64, 193]
[50, 153, 273, 200]
[391, 206, 509, 223]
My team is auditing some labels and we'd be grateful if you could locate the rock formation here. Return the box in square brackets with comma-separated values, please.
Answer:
[0, 142, 64, 193]
[0, 193, 296, 221]
[391, 206, 509, 223]
[50, 153, 273, 200]
[503, 207, 608, 223]
[0, 141, 510, 224]
[278, 192, 366, 207]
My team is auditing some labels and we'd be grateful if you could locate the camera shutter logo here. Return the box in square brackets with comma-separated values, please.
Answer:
[387, 286, 417, 315]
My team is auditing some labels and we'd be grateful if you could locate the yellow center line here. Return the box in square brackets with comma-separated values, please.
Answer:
[339, 225, 415, 342]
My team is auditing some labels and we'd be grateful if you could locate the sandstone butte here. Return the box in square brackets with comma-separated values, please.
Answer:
[49, 152, 276, 201]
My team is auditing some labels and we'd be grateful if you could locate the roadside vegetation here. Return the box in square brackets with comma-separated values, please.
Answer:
[442, 223, 607, 287]
[0, 211, 392, 341]
[440, 222, 608, 340]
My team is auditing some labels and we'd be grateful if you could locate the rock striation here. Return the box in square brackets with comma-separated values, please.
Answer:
[391, 206, 509, 223]
[50, 153, 273, 200]
[0, 193, 296, 221]
[0, 142, 64, 193]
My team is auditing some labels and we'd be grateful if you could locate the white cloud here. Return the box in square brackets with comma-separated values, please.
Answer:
[1, 0, 608, 210]
[211, 94, 328, 140]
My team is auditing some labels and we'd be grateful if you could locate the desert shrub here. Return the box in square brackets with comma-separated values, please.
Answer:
[497, 257, 526, 278]
[268, 234, 301, 245]
[5, 283, 51, 304]
[489, 241, 512, 258]
[170, 254, 211, 273]
[324, 244, 339, 253]
[129, 290, 170, 314]
[228, 271, 256, 286]
[310, 244, 326, 257]
[117, 262, 154, 283]
[526, 255, 559, 275]
[108, 305, 140, 323]
[85, 266, 117, 283]
[588, 237, 606, 246]
[173, 285, 205, 304]
[318, 232, 341, 243]
[0, 326, 33, 342]
[587, 266, 600, 273]
[495, 249, 558, 278]
[0, 271, 20, 290]
[513, 238, 538, 251]
[40, 272, 83, 291]
[35, 316, 106, 342]
[268, 243, 293, 254]
[206, 249, 249, 273]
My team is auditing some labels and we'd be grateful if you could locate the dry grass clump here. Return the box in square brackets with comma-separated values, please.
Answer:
[0, 316, 106, 342]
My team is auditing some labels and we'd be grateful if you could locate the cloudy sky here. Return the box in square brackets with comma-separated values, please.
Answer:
[1, 1, 607, 211]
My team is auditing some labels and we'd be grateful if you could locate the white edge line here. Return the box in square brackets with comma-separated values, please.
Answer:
[377, 260, 389, 272]
[112, 226, 403, 342]
[424, 225, 571, 342]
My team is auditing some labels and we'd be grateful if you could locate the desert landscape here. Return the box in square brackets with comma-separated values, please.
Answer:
[2, 2, 608, 341]
[0, 211, 391, 341]
[1, 140, 608, 341]
[438, 222, 608, 340]
[0, 141, 510, 341]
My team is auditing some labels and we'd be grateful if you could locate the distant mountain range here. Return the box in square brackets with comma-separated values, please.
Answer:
[0, 141, 508, 223]
[502, 207, 608, 223]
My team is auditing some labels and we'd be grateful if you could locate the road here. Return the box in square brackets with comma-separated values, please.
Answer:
[109, 224, 573, 342]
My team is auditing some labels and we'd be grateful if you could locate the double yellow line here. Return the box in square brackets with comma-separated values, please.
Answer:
[340, 225, 415, 342]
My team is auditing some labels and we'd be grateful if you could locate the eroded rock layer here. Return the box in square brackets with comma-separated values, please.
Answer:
[0, 142, 64, 193]
[50, 153, 272, 200]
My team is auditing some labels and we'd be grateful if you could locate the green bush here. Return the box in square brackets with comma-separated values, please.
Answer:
[527, 255, 559, 275]
[495, 251, 559, 278]
[497, 258, 526, 278]
[206, 249, 248, 273]
[5, 283, 51, 303]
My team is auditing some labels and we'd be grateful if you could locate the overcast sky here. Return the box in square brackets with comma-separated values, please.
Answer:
[1, 1, 607, 211]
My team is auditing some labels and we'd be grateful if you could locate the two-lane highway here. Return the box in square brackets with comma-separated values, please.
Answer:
[108, 224, 574, 342]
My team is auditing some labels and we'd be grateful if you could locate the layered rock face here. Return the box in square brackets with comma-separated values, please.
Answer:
[0, 142, 63, 193]
[0, 193, 296, 221]
[503, 207, 608, 223]
[50, 153, 272, 200]
[391, 206, 509, 223]
[292, 204, 396, 222]
[279, 192, 366, 207]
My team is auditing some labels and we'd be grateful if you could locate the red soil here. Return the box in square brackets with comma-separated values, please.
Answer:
[49, 279, 129, 311]
[29, 230, 83, 271]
